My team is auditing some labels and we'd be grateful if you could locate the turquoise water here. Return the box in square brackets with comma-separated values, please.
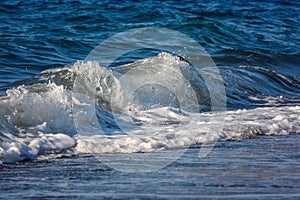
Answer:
[0, 0, 300, 198]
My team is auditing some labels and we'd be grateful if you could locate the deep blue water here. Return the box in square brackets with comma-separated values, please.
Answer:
[1, 0, 299, 97]
[0, 0, 300, 198]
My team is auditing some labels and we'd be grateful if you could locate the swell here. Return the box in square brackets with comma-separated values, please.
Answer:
[221, 65, 300, 109]
[2, 54, 298, 110]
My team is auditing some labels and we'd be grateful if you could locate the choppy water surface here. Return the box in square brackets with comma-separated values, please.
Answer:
[0, 0, 300, 198]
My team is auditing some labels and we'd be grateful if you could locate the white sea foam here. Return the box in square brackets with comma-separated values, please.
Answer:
[0, 132, 75, 163]
[0, 82, 76, 163]
[0, 55, 299, 163]
[75, 105, 300, 154]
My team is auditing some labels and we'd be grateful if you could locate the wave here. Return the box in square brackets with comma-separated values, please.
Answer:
[0, 53, 299, 164]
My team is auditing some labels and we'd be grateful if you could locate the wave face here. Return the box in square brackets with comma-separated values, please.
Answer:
[0, 53, 299, 163]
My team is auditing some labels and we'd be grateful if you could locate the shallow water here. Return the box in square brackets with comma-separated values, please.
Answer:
[1, 134, 300, 199]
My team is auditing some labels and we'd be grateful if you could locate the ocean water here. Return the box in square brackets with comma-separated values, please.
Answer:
[1, 0, 300, 198]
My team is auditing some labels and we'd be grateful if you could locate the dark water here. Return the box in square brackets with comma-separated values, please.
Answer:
[0, 0, 300, 198]
[1, 0, 299, 87]
[1, 0, 299, 107]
